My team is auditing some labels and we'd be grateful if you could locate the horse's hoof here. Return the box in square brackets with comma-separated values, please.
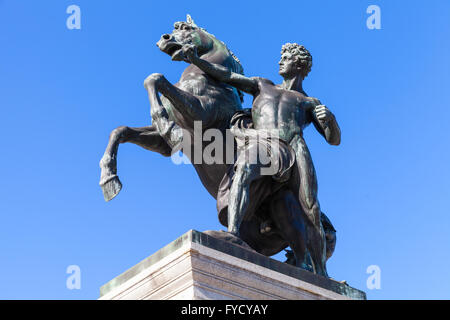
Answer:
[100, 175, 122, 202]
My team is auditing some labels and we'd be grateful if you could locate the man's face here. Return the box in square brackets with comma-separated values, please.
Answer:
[278, 52, 300, 78]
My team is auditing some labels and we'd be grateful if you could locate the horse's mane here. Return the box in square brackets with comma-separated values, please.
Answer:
[199, 28, 245, 102]
[182, 15, 245, 89]
[219, 42, 245, 103]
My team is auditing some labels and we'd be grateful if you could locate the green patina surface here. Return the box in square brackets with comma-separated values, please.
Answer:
[100, 230, 366, 300]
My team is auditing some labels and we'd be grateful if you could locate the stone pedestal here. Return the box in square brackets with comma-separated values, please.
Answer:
[99, 230, 366, 300]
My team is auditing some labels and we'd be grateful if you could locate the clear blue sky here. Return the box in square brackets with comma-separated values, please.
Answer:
[1, 0, 449, 300]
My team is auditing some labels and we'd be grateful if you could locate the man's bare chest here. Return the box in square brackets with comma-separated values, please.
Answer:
[252, 90, 307, 122]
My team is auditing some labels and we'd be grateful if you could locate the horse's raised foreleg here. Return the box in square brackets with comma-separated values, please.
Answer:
[144, 73, 206, 131]
[99, 125, 172, 201]
[144, 74, 185, 149]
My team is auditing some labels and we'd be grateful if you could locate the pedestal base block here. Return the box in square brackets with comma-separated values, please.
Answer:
[99, 230, 366, 300]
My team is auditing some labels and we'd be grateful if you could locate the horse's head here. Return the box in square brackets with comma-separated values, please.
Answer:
[157, 15, 244, 102]
[157, 15, 214, 62]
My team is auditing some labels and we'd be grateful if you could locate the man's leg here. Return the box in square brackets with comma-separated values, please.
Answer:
[290, 135, 328, 276]
[228, 162, 265, 236]
[227, 141, 270, 236]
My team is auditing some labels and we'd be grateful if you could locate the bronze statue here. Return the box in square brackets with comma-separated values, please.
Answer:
[99, 15, 339, 277]
[182, 41, 340, 276]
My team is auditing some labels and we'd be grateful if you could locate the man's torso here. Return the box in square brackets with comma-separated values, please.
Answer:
[251, 77, 314, 143]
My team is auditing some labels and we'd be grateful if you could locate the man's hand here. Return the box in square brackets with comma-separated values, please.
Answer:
[182, 44, 198, 63]
[313, 105, 333, 127]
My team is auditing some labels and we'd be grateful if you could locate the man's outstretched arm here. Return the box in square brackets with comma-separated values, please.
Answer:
[182, 44, 259, 96]
[309, 98, 341, 146]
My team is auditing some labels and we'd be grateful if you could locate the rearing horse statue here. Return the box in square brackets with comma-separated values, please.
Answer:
[99, 15, 243, 201]
[99, 15, 336, 274]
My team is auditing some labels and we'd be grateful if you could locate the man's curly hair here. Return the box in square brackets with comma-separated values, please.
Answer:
[281, 43, 312, 78]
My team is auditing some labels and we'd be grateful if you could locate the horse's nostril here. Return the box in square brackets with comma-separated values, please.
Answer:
[162, 34, 171, 40]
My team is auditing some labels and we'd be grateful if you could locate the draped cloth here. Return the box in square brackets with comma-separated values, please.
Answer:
[216, 109, 297, 227]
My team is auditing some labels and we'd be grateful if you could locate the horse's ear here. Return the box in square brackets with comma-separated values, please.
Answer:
[186, 14, 198, 28]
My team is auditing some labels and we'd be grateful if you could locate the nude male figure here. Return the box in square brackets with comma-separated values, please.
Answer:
[182, 43, 340, 276]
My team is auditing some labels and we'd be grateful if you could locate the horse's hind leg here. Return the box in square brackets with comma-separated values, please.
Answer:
[269, 188, 307, 268]
[99, 125, 172, 201]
